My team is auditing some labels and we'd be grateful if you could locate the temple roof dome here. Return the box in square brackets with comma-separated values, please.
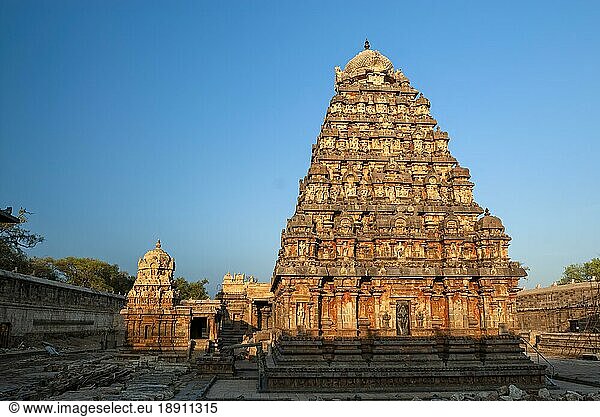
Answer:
[342, 40, 394, 78]
[344, 49, 394, 75]
[138, 239, 174, 270]
[476, 209, 504, 230]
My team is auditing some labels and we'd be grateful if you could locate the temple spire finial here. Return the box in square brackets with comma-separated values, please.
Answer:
[156, 239, 161, 249]
[364, 38, 370, 50]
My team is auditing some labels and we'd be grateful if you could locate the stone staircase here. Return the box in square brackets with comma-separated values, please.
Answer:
[219, 322, 249, 348]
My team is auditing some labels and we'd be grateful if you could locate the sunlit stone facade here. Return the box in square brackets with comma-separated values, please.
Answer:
[271, 41, 526, 339]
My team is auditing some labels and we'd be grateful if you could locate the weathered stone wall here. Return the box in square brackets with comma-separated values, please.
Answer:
[533, 332, 600, 357]
[0, 269, 126, 347]
[217, 273, 273, 332]
[516, 282, 600, 357]
[516, 282, 600, 333]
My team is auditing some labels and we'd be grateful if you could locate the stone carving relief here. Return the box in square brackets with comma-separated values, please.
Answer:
[272, 43, 526, 338]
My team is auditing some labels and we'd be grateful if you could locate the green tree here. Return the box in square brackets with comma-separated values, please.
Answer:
[27, 257, 61, 280]
[559, 264, 586, 284]
[173, 277, 209, 300]
[583, 258, 600, 281]
[559, 257, 600, 284]
[0, 208, 44, 273]
[51, 257, 135, 294]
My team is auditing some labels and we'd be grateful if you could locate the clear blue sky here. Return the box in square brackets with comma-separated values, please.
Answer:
[1, 1, 599, 296]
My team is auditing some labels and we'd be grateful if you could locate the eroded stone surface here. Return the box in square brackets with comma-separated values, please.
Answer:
[271, 42, 526, 339]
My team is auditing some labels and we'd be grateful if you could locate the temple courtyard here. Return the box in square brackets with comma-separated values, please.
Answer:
[0, 346, 598, 401]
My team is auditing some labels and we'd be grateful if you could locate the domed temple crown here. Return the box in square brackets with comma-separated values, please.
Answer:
[335, 41, 401, 86]
[137, 239, 175, 271]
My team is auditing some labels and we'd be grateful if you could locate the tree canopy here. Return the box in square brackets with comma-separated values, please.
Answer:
[559, 257, 600, 284]
[0, 208, 44, 273]
[173, 277, 209, 300]
[51, 257, 135, 294]
[1, 207, 134, 294]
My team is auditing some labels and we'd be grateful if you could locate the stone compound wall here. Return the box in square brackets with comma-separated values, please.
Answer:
[516, 281, 600, 357]
[516, 281, 600, 333]
[0, 269, 126, 347]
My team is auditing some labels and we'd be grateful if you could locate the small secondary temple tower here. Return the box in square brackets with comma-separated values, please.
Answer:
[123, 240, 221, 353]
[123, 240, 185, 350]
[262, 42, 542, 391]
[271, 41, 526, 338]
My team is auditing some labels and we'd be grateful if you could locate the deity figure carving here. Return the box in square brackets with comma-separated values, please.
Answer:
[297, 303, 306, 327]
[334, 66, 343, 84]
[381, 311, 391, 329]
[358, 184, 370, 200]
[340, 218, 352, 235]
[396, 301, 410, 335]
[385, 186, 396, 201]
[331, 185, 341, 201]
[362, 214, 375, 231]
[345, 178, 357, 197]
[341, 298, 354, 329]
[395, 242, 405, 258]
[298, 240, 308, 257]
[426, 177, 441, 200]
[413, 139, 423, 154]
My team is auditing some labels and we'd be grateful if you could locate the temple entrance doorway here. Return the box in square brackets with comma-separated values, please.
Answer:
[254, 301, 270, 330]
[190, 317, 208, 339]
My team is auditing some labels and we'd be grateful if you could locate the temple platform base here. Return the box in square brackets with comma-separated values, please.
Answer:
[259, 335, 546, 392]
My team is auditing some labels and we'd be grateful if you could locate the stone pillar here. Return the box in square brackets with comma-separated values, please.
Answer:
[335, 292, 343, 330]
[422, 286, 433, 335]
[211, 316, 218, 340]
[445, 289, 456, 334]
[309, 288, 321, 333]
[283, 293, 292, 330]
[291, 301, 297, 330]
[373, 290, 383, 330]
[250, 302, 258, 329]
[478, 286, 495, 334]
[261, 306, 271, 330]
[357, 292, 371, 335]
[350, 291, 359, 332]
[321, 292, 333, 334]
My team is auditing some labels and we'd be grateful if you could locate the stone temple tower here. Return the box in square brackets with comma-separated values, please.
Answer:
[123, 240, 183, 350]
[261, 42, 543, 393]
[270, 41, 526, 339]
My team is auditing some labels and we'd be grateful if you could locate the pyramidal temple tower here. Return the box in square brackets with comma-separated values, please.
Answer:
[262, 42, 543, 393]
[271, 41, 527, 339]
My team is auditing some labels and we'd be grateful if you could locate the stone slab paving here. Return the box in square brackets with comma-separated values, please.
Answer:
[172, 376, 214, 400]
[1, 352, 598, 400]
[546, 357, 600, 383]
